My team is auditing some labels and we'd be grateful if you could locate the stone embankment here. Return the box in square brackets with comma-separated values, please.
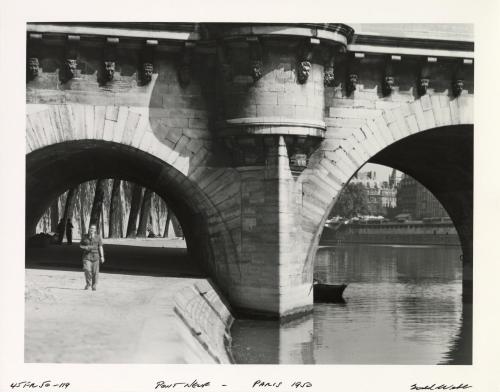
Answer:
[174, 280, 234, 364]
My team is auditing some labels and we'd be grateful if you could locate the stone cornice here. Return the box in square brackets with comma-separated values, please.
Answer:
[27, 23, 201, 42]
[27, 23, 474, 60]
[349, 34, 474, 59]
[352, 34, 473, 51]
[215, 117, 326, 138]
[27, 22, 354, 48]
[209, 23, 354, 47]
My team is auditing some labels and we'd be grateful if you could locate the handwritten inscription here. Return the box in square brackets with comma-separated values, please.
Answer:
[253, 380, 282, 388]
[10, 381, 70, 389]
[153, 380, 312, 390]
[155, 380, 210, 389]
[410, 384, 472, 390]
[252, 380, 312, 388]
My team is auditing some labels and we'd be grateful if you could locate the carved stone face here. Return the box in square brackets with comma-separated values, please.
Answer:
[103, 61, 115, 82]
[418, 77, 429, 96]
[346, 73, 358, 95]
[382, 75, 395, 96]
[64, 59, 78, 81]
[452, 79, 464, 97]
[324, 67, 335, 87]
[27, 57, 39, 80]
[297, 61, 311, 84]
[250, 60, 263, 82]
[141, 62, 154, 84]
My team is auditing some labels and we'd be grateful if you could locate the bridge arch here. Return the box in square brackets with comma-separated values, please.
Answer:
[26, 137, 238, 292]
[301, 95, 473, 303]
[25, 103, 215, 176]
[300, 114, 473, 363]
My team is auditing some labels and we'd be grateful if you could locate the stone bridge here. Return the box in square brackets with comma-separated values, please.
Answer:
[26, 23, 473, 319]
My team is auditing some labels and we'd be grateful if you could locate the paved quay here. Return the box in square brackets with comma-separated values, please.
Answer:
[25, 239, 232, 363]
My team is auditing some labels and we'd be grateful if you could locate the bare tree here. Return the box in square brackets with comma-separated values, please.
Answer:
[89, 179, 107, 233]
[100, 208, 105, 237]
[78, 184, 87, 237]
[50, 200, 59, 233]
[171, 213, 183, 238]
[126, 184, 143, 238]
[163, 207, 172, 238]
[58, 188, 76, 243]
[108, 179, 123, 238]
[137, 188, 153, 237]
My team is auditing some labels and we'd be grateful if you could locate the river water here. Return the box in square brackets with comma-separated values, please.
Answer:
[231, 244, 464, 364]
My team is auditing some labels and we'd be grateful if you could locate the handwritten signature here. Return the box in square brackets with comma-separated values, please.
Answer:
[10, 381, 70, 389]
[410, 383, 472, 390]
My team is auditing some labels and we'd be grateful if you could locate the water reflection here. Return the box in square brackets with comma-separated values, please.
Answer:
[231, 314, 315, 364]
[231, 244, 468, 364]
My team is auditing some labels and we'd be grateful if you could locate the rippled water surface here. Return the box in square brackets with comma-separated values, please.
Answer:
[231, 244, 464, 364]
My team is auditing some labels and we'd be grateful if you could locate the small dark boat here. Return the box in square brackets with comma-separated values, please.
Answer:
[313, 279, 348, 303]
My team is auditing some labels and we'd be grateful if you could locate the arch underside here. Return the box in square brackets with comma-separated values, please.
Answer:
[307, 124, 473, 300]
[369, 125, 473, 259]
[306, 124, 473, 364]
[312, 125, 472, 252]
[27, 140, 197, 229]
[25, 140, 234, 283]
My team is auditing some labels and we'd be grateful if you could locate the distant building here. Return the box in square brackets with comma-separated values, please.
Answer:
[396, 174, 448, 219]
[351, 169, 399, 216]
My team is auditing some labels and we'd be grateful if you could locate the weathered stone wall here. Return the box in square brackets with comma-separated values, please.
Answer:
[174, 280, 234, 363]
[217, 41, 324, 123]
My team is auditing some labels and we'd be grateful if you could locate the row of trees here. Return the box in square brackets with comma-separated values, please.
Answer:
[36, 179, 183, 240]
[39, 180, 386, 239]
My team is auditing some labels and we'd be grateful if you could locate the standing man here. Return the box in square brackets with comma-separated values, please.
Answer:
[66, 218, 74, 245]
[79, 224, 105, 291]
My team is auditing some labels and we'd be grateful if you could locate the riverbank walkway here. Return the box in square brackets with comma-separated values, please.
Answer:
[25, 238, 214, 363]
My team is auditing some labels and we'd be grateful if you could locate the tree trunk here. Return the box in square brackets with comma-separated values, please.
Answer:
[163, 208, 172, 238]
[89, 179, 106, 233]
[79, 193, 86, 236]
[80, 181, 92, 237]
[137, 188, 153, 238]
[156, 195, 161, 235]
[50, 200, 59, 233]
[58, 188, 76, 243]
[120, 181, 128, 234]
[108, 179, 123, 238]
[126, 184, 143, 238]
[101, 208, 105, 238]
[172, 213, 184, 238]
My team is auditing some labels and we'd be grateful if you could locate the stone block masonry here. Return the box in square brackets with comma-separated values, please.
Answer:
[174, 280, 234, 363]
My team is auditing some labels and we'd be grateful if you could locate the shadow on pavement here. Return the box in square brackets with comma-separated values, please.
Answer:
[26, 241, 205, 279]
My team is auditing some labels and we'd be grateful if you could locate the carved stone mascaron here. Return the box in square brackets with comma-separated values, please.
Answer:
[27, 57, 40, 80]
